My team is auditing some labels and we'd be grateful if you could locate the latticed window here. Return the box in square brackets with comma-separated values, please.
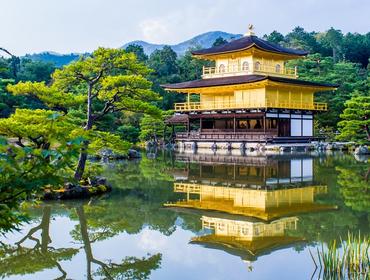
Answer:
[255, 61, 261, 71]
[218, 223, 225, 231]
[241, 227, 249, 235]
[275, 64, 281, 73]
[219, 64, 226, 73]
[242, 61, 249, 71]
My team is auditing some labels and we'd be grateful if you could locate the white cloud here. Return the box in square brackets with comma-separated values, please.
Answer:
[1, 0, 369, 55]
[139, 18, 171, 43]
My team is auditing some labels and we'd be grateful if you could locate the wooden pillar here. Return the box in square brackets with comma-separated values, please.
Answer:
[263, 114, 266, 140]
[233, 115, 236, 133]
[187, 93, 191, 110]
[163, 125, 167, 143]
[187, 119, 190, 135]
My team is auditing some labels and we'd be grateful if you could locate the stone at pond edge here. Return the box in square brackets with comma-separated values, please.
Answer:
[128, 149, 141, 159]
[354, 146, 369, 155]
[98, 148, 128, 160]
[42, 177, 112, 200]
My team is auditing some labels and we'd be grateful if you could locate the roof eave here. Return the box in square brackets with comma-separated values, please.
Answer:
[191, 44, 308, 59]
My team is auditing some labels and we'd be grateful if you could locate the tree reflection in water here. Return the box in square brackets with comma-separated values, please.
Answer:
[75, 205, 161, 280]
[0, 204, 162, 280]
[0, 206, 77, 279]
[0, 152, 369, 279]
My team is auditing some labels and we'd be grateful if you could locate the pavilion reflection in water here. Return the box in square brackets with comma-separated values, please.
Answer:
[165, 154, 337, 262]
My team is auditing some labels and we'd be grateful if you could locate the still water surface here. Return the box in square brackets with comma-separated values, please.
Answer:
[0, 152, 369, 280]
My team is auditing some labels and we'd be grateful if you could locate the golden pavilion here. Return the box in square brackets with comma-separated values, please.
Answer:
[164, 154, 337, 263]
[190, 214, 304, 262]
[163, 26, 337, 149]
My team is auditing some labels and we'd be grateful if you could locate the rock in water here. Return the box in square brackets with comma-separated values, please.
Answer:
[354, 146, 369, 155]
[128, 149, 141, 159]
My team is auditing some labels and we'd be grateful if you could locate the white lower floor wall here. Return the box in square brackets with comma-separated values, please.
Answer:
[289, 115, 313, 137]
[302, 119, 313, 136]
[176, 141, 315, 153]
[290, 118, 313, 136]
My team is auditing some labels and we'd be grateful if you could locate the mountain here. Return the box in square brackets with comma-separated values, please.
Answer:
[121, 31, 242, 55]
[24, 52, 82, 67]
[25, 31, 243, 67]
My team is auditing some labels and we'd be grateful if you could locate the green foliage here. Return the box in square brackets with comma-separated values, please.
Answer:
[317, 28, 344, 63]
[285, 26, 321, 53]
[17, 58, 55, 83]
[337, 94, 370, 143]
[336, 164, 370, 213]
[93, 254, 162, 280]
[0, 79, 45, 118]
[6, 47, 162, 180]
[7, 81, 86, 112]
[264, 27, 370, 67]
[0, 137, 82, 231]
[0, 245, 78, 276]
[0, 109, 80, 148]
[286, 54, 369, 128]
[148, 46, 179, 79]
[125, 44, 148, 62]
[313, 232, 369, 278]
[263, 31, 285, 45]
[139, 111, 173, 142]
[212, 37, 228, 47]
[117, 125, 140, 143]
[89, 131, 131, 155]
[177, 49, 211, 81]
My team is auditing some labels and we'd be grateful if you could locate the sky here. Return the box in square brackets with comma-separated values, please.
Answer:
[1, 0, 369, 56]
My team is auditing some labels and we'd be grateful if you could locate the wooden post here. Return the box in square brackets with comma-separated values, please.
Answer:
[233, 115, 236, 133]
[187, 119, 190, 137]
[163, 125, 166, 144]
[187, 93, 190, 110]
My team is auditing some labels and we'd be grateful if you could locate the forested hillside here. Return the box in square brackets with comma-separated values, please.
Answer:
[1, 26, 369, 143]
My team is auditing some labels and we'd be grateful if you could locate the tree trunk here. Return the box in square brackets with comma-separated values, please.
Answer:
[332, 47, 337, 63]
[74, 84, 93, 181]
[85, 84, 93, 130]
[74, 141, 89, 180]
[365, 124, 370, 141]
[76, 206, 93, 279]
[40, 206, 51, 253]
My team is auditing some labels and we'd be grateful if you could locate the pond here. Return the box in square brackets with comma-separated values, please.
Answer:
[0, 151, 369, 280]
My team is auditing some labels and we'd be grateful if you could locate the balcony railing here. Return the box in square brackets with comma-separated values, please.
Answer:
[174, 101, 327, 111]
[202, 64, 298, 79]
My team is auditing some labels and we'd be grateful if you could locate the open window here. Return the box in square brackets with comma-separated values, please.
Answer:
[255, 61, 261, 71]
[242, 61, 249, 72]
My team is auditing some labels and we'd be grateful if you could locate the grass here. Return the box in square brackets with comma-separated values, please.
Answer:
[310, 232, 369, 279]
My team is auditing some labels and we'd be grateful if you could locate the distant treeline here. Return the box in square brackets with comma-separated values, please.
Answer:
[1, 26, 369, 142]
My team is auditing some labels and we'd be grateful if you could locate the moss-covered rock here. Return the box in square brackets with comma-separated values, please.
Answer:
[42, 177, 112, 200]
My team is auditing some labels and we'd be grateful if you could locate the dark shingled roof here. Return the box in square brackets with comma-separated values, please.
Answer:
[165, 114, 189, 124]
[192, 35, 308, 56]
[162, 75, 338, 90]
